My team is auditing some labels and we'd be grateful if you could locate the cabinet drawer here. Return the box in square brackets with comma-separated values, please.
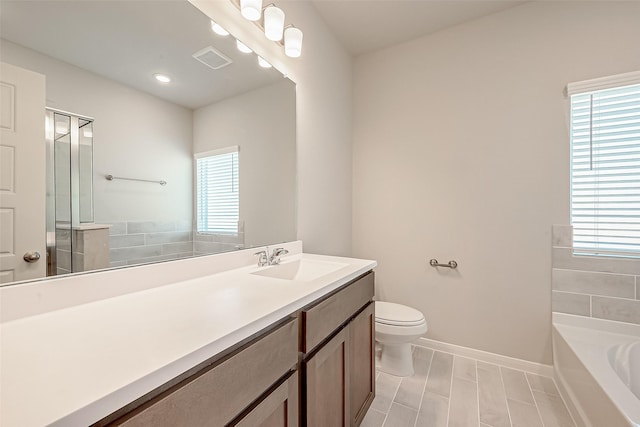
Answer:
[113, 319, 298, 427]
[302, 272, 374, 353]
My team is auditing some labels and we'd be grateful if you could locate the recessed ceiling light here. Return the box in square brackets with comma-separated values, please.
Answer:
[211, 20, 229, 36]
[154, 73, 171, 83]
[236, 40, 252, 54]
[258, 57, 272, 68]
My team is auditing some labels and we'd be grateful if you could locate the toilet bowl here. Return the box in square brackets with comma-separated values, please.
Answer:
[375, 301, 427, 377]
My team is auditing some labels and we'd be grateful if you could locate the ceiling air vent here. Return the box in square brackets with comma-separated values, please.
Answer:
[192, 46, 232, 70]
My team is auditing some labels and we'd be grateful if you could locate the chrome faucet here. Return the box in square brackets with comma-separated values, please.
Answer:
[254, 250, 269, 267]
[268, 248, 289, 265]
[255, 247, 289, 267]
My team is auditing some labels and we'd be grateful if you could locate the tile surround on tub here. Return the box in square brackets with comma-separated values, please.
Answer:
[109, 234, 145, 249]
[162, 242, 193, 255]
[107, 220, 195, 266]
[110, 244, 164, 263]
[108, 222, 127, 235]
[552, 269, 635, 299]
[551, 225, 640, 326]
[552, 247, 640, 275]
[145, 231, 191, 245]
[591, 296, 640, 324]
[551, 291, 590, 317]
[194, 240, 239, 254]
[551, 225, 573, 248]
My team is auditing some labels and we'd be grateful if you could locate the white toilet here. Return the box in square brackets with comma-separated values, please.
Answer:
[375, 301, 428, 377]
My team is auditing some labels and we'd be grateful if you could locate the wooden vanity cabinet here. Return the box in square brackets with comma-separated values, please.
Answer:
[301, 272, 375, 427]
[97, 270, 375, 427]
[102, 318, 298, 427]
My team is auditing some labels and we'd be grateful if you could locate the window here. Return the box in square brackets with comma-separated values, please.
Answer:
[195, 146, 239, 234]
[568, 72, 640, 257]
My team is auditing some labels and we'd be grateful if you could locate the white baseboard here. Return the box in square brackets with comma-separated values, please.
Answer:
[415, 337, 554, 377]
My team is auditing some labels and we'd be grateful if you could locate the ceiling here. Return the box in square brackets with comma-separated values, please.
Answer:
[0, 0, 529, 107]
[0, 1, 284, 110]
[310, 0, 527, 56]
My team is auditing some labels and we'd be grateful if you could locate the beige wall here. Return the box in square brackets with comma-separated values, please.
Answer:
[193, 80, 297, 248]
[352, 1, 640, 364]
[191, 0, 353, 256]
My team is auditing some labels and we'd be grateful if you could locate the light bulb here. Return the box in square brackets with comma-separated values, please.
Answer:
[284, 27, 303, 58]
[210, 20, 229, 36]
[236, 40, 252, 54]
[240, 0, 262, 21]
[258, 57, 272, 68]
[264, 6, 285, 41]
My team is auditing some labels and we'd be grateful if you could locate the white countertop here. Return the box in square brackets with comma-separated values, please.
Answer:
[0, 251, 376, 427]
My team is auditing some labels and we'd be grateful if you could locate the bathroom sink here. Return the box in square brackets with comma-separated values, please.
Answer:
[252, 259, 349, 282]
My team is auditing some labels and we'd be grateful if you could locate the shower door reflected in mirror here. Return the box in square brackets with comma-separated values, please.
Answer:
[46, 109, 103, 276]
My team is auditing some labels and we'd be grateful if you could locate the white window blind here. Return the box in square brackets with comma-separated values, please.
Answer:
[569, 73, 640, 257]
[195, 147, 239, 234]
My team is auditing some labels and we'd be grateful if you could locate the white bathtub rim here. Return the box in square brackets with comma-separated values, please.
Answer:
[554, 312, 640, 337]
[553, 313, 640, 426]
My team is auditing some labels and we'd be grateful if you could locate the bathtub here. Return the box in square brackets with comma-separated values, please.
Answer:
[553, 313, 640, 427]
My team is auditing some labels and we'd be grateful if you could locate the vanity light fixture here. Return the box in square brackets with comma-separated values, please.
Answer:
[240, 0, 262, 21]
[257, 56, 272, 68]
[210, 20, 229, 36]
[234, 1, 303, 58]
[263, 5, 285, 41]
[153, 73, 171, 83]
[284, 26, 303, 58]
[236, 40, 253, 54]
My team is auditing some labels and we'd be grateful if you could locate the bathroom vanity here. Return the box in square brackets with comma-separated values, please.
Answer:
[0, 242, 376, 427]
[99, 271, 374, 427]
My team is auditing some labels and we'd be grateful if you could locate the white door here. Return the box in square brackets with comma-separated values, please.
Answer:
[0, 62, 46, 284]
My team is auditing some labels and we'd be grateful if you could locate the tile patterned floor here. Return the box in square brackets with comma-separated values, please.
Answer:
[362, 346, 576, 427]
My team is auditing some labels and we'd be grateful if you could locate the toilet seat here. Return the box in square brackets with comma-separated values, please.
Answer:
[375, 301, 425, 327]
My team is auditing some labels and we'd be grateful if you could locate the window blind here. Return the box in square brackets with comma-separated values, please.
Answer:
[195, 147, 239, 234]
[570, 80, 640, 257]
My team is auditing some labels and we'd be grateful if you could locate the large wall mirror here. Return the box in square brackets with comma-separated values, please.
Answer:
[0, 0, 296, 286]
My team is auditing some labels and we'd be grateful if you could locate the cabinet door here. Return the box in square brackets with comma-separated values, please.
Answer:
[234, 371, 298, 427]
[304, 328, 349, 427]
[349, 303, 375, 426]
